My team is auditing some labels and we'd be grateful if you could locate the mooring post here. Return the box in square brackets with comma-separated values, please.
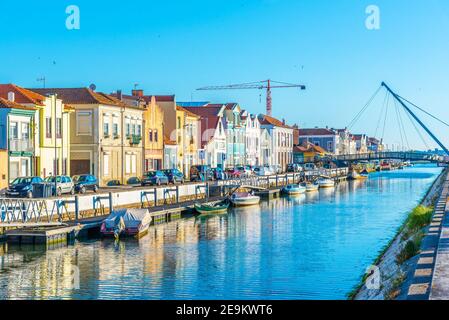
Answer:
[176, 185, 179, 203]
[74, 195, 79, 223]
[154, 188, 157, 206]
[108, 192, 113, 213]
[206, 182, 210, 200]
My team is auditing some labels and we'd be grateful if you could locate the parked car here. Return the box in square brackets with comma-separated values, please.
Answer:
[287, 163, 302, 173]
[270, 165, 282, 174]
[141, 171, 169, 186]
[225, 168, 243, 178]
[127, 177, 142, 186]
[212, 167, 226, 180]
[162, 169, 184, 184]
[44, 176, 75, 196]
[253, 166, 272, 176]
[236, 166, 252, 177]
[190, 165, 213, 182]
[5, 176, 43, 198]
[72, 174, 99, 194]
[303, 163, 317, 171]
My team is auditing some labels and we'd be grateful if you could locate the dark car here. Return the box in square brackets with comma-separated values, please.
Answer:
[6, 176, 43, 198]
[190, 165, 213, 182]
[72, 174, 99, 194]
[142, 171, 169, 186]
[163, 169, 184, 184]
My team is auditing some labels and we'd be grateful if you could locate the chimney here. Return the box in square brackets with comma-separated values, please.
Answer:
[282, 118, 286, 125]
[117, 90, 122, 101]
[7, 92, 15, 102]
[132, 89, 144, 97]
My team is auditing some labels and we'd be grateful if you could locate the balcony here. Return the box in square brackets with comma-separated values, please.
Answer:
[128, 134, 142, 145]
[9, 139, 33, 153]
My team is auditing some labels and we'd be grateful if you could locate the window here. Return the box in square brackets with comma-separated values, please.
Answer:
[136, 124, 141, 136]
[131, 155, 137, 173]
[154, 130, 158, 142]
[149, 130, 153, 142]
[46, 118, 52, 138]
[177, 117, 181, 129]
[9, 122, 18, 139]
[125, 154, 131, 174]
[103, 154, 110, 176]
[56, 118, 62, 138]
[113, 123, 119, 136]
[103, 122, 109, 137]
[76, 111, 92, 135]
[327, 141, 333, 152]
[21, 123, 29, 140]
[126, 122, 130, 137]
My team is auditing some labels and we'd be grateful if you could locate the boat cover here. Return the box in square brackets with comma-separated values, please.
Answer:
[103, 208, 152, 229]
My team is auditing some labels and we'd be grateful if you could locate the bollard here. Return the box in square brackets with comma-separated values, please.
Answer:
[108, 192, 113, 213]
[176, 185, 179, 203]
[74, 196, 79, 223]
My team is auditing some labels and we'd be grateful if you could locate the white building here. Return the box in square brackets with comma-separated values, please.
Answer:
[241, 111, 261, 166]
[258, 114, 294, 170]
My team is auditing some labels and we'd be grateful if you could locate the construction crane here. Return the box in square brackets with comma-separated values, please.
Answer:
[197, 79, 306, 116]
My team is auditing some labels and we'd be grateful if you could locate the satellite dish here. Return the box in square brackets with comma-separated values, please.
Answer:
[89, 83, 97, 91]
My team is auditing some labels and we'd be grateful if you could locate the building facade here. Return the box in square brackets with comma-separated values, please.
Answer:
[0, 97, 36, 184]
[183, 104, 227, 168]
[177, 106, 201, 177]
[241, 111, 261, 166]
[32, 88, 144, 186]
[223, 103, 245, 167]
[298, 128, 340, 155]
[258, 115, 294, 170]
[2, 84, 71, 178]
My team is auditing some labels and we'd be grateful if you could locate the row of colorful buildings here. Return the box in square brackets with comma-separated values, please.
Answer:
[0, 84, 383, 188]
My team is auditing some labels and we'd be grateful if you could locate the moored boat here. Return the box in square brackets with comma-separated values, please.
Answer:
[348, 170, 368, 180]
[282, 184, 306, 195]
[194, 200, 230, 215]
[101, 208, 152, 239]
[230, 192, 260, 207]
[305, 182, 319, 192]
[317, 177, 335, 188]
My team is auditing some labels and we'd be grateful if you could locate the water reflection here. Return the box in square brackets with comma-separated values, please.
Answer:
[0, 165, 442, 300]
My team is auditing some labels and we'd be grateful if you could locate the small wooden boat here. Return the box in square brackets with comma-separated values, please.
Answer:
[282, 184, 306, 195]
[194, 200, 230, 215]
[348, 170, 368, 180]
[317, 178, 335, 188]
[101, 208, 152, 239]
[305, 183, 319, 192]
[230, 192, 260, 207]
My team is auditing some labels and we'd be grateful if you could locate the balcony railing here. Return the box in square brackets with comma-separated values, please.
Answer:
[9, 139, 33, 152]
[128, 134, 142, 145]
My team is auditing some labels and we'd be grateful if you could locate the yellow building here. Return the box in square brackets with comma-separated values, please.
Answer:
[177, 106, 200, 176]
[0, 149, 7, 189]
[113, 90, 164, 171]
[175, 106, 185, 173]
[32, 88, 144, 186]
[1, 84, 72, 178]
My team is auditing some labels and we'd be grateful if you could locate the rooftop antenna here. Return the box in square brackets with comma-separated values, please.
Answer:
[134, 83, 139, 90]
[89, 83, 97, 91]
[37, 77, 46, 88]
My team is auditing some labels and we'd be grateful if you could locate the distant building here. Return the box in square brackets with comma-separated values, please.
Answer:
[258, 115, 294, 170]
[293, 142, 328, 163]
[163, 135, 178, 169]
[223, 103, 246, 167]
[334, 128, 356, 155]
[177, 106, 201, 177]
[5, 84, 72, 178]
[0, 97, 37, 185]
[241, 111, 261, 166]
[31, 88, 144, 186]
[352, 134, 368, 154]
[368, 137, 383, 152]
[298, 128, 340, 154]
[182, 104, 227, 168]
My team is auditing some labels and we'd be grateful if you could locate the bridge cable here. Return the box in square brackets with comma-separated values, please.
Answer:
[347, 86, 382, 130]
[395, 99, 411, 150]
[381, 93, 390, 142]
[393, 99, 405, 150]
[402, 103, 431, 150]
[374, 90, 389, 139]
[397, 94, 449, 129]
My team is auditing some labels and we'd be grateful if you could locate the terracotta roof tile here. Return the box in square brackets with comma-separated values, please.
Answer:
[0, 97, 37, 111]
[298, 128, 337, 136]
[259, 114, 292, 129]
[0, 84, 46, 106]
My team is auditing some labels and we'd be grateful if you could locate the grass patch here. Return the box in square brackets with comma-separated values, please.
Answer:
[396, 231, 425, 265]
[386, 272, 406, 300]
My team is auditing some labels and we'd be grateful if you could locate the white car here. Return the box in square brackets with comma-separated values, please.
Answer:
[44, 175, 75, 196]
[253, 166, 272, 176]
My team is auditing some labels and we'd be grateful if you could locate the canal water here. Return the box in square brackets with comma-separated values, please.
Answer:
[0, 164, 442, 300]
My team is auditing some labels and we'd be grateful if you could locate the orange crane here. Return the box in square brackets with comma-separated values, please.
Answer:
[197, 79, 306, 116]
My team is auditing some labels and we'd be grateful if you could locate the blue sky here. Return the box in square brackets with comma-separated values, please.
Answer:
[1, 0, 449, 150]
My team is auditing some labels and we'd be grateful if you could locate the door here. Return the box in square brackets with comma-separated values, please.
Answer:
[71, 160, 90, 175]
